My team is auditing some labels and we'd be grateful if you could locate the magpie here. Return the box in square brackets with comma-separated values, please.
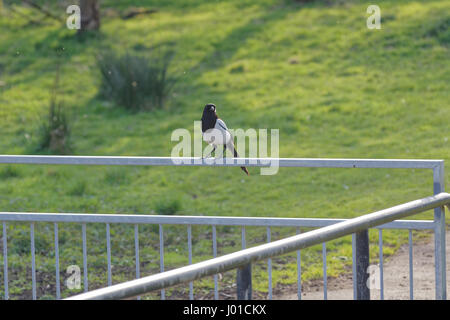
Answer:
[201, 103, 249, 176]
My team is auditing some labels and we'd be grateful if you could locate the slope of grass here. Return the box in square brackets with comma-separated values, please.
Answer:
[0, 0, 448, 299]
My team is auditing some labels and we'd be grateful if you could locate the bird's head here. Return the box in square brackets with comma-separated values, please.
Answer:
[202, 103, 217, 120]
[201, 103, 218, 133]
[203, 103, 216, 115]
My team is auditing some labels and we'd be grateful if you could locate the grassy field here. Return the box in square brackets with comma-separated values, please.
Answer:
[0, 0, 449, 299]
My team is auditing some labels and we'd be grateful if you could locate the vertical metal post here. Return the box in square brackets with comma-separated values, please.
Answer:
[82, 223, 88, 292]
[134, 224, 140, 300]
[30, 222, 36, 300]
[409, 229, 413, 300]
[187, 225, 193, 300]
[352, 233, 356, 300]
[355, 230, 370, 300]
[159, 224, 165, 300]
[433, 163, 446, 300]
[134, 225, 140, 279]
[378, 229, 384, 300]
[54, 223, 60, 300]
[267, 227, 272, 300]
[241, 226, 246, 249]
[237, 226, 251, 300]
[322, 242, 327, 300]
[212, 225, 218, 300]
[3, 222, 8, 300]
[106, 223, 112, 286]
[237, 263, 252, 300]
[296, 228, 301, 300]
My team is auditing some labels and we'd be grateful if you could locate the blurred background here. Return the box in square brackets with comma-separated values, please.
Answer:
[0, 0, 448, 299]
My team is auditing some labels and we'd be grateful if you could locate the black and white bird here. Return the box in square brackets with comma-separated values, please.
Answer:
[201, 103, 249, 176]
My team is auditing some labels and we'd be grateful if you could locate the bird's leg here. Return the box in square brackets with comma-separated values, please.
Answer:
[211, 145, 226, 159]
[202, 145, 216, 159]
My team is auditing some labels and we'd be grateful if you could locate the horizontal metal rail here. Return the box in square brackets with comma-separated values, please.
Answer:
[0, 155, 443, 169]
[66, 192, 450, 300]
[0, 212, 435, 230]
[1, 156, 445, 300]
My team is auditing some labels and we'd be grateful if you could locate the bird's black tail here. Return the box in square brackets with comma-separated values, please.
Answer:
[233, 146, 249, 176]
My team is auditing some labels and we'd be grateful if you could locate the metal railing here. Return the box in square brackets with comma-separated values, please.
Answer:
[0, 209, 440, 300]
[0, 156, 446, 300]
[66, 192, 450, 300]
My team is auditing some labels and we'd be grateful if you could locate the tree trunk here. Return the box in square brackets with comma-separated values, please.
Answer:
[79, 0, 100, 31]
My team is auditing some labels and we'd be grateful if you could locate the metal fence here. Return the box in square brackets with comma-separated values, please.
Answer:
[66, 192, 450, 300]
[0, 156, 446, 300]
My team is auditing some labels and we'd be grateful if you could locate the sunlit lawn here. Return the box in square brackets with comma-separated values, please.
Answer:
[0, 0, 448, 299]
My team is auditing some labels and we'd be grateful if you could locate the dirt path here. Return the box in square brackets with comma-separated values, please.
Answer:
[278, 230, 450, 300]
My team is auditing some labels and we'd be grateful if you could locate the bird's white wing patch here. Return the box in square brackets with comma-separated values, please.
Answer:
[203, 128, 231, 146]
[200, 119, 231, 146]
[215, 119, 229, 132]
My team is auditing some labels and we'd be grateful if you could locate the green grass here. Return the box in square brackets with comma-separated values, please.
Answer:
[0, 0, 449, 299]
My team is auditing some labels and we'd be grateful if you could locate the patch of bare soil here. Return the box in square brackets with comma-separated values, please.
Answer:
[277, 229, 450, 300]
